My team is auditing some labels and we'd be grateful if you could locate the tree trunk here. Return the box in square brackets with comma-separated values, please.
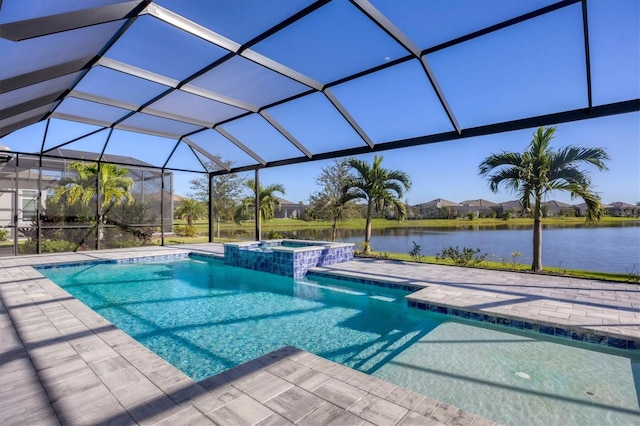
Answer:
[217, 216, 221, 239]
[531, 197, 543, 272]
[331, 216, 337, 242]
[364, 201, 373, 254]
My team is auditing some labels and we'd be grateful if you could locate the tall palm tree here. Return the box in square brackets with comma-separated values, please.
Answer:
[343, 155, 412, 254]
[51, 162, 134, 218]
[239, 179, 286, 224]
[479, 126, 609, 272]
[174, 198, 207, 226]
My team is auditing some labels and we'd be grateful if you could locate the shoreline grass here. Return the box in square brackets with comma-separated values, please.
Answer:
[181, 216, 639, 234]
[358, 251, 637, 283]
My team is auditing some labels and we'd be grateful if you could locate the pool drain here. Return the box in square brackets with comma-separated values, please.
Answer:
[515, 371, 531, 380]
[585, 391, 595, 396]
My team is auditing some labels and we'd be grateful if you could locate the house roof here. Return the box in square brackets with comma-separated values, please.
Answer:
[1, 1, 638, 175]
[500, 200, 522, 209]
[417, 198, 461, 208]
[0, 148, 162, 177]
[460, 198, 498, 207]
[275, 196, 304, 206]
[541, 200, 573, 208]
[608, 201, 637, 208]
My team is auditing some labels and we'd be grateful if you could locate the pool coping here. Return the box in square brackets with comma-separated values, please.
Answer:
[223, 239, 354, 252]
[1, 246, 496, 426]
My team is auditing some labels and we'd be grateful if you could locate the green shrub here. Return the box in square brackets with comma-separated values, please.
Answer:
[266, 231, 284, 239]
[19, 239, 78, 254]
[498, 250, 523, 270]
[467, 212, 475, 221]
[353, 241, 367, 255]
[174, 225, 197, 237]
[234, 230, 249, 240]
[102, 234, 145, 249]
[0, 228, 8, 242]
[409, 241, 424, 262]
[435, 246, 488, 267]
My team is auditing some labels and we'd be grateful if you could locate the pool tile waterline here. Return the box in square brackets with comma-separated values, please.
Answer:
[406, 300, 639, 351]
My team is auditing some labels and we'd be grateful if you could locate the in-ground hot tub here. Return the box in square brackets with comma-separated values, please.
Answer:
[223, 239, 354, 278]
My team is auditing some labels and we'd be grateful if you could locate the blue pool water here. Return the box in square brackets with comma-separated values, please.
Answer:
[39, 256, 640, 425]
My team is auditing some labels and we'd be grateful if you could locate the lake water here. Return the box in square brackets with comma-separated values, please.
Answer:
[348, 224, 640, 274]
[223, 222, 640, 274]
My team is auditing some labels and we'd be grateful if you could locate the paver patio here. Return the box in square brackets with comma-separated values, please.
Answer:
[1, 244, 638, 425]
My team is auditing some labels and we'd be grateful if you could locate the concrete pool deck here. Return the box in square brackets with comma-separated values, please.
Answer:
[1, 244, 638, 425]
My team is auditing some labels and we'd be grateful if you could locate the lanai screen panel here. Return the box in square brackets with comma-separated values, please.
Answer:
[0, 0, 638, 174]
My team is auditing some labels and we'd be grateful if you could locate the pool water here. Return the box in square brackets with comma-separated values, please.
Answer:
[39, 257, 640, 425]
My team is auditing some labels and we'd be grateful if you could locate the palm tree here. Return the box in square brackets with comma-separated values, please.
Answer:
[479, 126, 609, 272]
[174, 198, 207, 226]
[343, 155, 412, 254]
[239, 179, 286, 224]
[51, 162, 134, 218]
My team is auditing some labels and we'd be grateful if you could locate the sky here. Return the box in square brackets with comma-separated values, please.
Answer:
[2, 0, 639, 206]
[251, 112, 640, 205]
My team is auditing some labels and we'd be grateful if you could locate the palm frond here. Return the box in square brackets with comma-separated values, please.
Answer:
[485, 167, 521, 193]
[552, 146, 610, 172]
[478, 152, 524, 176]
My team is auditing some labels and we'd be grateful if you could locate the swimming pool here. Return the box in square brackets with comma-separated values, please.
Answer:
[38, 256, 640, 425]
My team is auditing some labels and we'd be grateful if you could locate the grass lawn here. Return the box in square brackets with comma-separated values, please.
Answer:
[178, 216, 638, 234]
[363, 251, 637, 283]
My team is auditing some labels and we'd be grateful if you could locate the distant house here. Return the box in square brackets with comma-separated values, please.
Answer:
[408, 197, 639, 220]
[0, 149, 174, 238]
[603, 201, 639, 217]
[0, 164, 55, 229]
[498, 200, 523, 217]
[458, 199, 499, 217]
[274, 197, 308, 219]
[497, 199, 577, 217]
[414, 198, 461, 219]
[172, 194, 186, 206]
[541, 200, 577, 217]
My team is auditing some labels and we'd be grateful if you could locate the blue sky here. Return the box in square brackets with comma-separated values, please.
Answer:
[2, 1, 638, 205]
[250, 112, 640, 205]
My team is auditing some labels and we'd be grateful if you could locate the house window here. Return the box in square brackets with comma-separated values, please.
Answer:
[20, 190, 38, 222]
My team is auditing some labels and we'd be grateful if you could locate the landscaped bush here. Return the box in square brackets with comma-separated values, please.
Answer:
[266, 230, 284, 239]
[175, 224, 197, 237]
[0, 228, 8, 242]
[436, 246, 488, 266]
[102, 230, 147, 248]
[497, 250, 523, 270]
[234, 230, 249, 240]
[409, 241, 424, 262]
[19, 239, 78, 254]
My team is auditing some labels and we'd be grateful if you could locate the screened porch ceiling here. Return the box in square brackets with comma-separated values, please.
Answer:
[1, 0, 638, 176]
